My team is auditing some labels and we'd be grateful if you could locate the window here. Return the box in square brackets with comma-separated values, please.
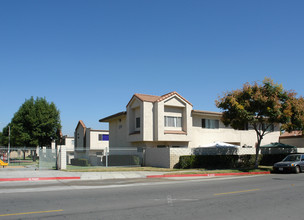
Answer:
[136, 117, 140, 128]
[202, 119, 219, 129]
[164, 116, 182, 127]
[157, 145, 167, 148]
[237, 123, 248, 130]
[262, 124, 274, 132]
[98, 134, 109, 141]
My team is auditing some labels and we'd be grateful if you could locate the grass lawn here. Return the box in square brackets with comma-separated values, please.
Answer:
[7, 160, 38, 166]
[65, 165, 177, 172]
[65, 165, 273, 173]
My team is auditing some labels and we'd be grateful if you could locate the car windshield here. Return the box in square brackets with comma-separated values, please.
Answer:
[283, 155, 301, 162]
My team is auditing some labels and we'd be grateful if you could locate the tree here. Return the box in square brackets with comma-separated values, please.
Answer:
[216, 78, 304, 168]
[8, 97, 61, 149]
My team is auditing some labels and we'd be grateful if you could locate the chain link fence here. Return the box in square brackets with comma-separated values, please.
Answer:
[72, 147, 143, 167]
[0, 147, 39, 169]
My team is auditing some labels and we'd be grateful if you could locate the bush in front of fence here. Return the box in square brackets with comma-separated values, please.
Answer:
[177, 154, 290, 169]
[178, 155, 240, 169]
[71, 158, 89, 166]
[102, 155, 140, 166]
[259, 154, 289, 166]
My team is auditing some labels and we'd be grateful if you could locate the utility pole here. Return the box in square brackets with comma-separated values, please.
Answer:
[8, 126, 10, 164]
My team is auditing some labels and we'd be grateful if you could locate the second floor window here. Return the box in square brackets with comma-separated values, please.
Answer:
[136, 117, 140, 128]
[165, 116, 182, 127]
[98, 134, 109, 141]
[202, 119, 219, 129]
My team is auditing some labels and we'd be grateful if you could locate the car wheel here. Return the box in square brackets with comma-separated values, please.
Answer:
[295, 166, 300, 174]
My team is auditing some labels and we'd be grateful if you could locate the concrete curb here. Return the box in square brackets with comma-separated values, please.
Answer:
[146, 171, 271, 178]
[0, 177, 81, 182]
[0, 171, 271, 182]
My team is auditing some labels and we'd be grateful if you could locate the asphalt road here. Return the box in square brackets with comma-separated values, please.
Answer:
[0, 174, 303, 220]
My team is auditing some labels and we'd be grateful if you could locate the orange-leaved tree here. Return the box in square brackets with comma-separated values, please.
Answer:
[216, 78, 304, 168]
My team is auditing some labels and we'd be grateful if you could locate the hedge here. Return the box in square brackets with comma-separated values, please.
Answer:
[177, 154, 290, 169]
[71, 158, 89, 166]
[102, 155, 140, 166]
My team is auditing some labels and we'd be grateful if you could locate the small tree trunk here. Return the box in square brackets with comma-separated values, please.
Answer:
[254, 138, 262, 169]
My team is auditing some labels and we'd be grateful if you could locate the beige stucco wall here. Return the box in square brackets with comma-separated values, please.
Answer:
[145, 147, 170, 168]
[143, 102, 154, 141]
[87, 129, 109, 150]
[75, 125, 85, 149]
[154, 96, 192, 142]
[109, 115, 130, 148]
[127, 97, 143, 142]
[64, 137, 74, 152]
[280, 137, 304, 148]
[191, 115, 280, 148]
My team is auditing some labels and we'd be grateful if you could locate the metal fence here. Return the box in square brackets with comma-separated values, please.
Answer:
[39, 148, 57, 170]
[0, 147, 38, 169]
[72, 147, 143, 167]
[0, 147, 58, 170]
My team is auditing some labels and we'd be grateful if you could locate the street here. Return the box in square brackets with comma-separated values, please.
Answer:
[0, 174, 303, 219]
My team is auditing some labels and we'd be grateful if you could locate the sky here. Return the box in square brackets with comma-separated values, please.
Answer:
[1, 0, 304, 136]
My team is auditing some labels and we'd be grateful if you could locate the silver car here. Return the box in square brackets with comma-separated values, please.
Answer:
[273, 154, 304, 173]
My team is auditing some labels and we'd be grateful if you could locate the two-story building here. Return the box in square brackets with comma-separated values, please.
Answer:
[99, 91, 281, 167]
[74, 120, 109, 165]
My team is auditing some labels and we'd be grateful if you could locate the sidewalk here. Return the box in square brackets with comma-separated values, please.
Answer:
[0, 169, 169, 182]
[0, 168, 271, 182]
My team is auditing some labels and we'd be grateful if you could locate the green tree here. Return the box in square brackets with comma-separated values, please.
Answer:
[8, 97, 61, 148]
[0, 131, 5, 146]
[216, 78, 304, 168]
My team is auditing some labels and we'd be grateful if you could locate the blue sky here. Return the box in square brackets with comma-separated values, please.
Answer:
[1, 0, 304, 136]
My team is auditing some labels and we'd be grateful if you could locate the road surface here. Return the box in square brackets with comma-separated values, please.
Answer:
[0, 174, 303, 219]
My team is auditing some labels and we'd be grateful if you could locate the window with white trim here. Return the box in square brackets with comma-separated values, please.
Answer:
[164, 116, 182, 127]
[202, 119, 219, 129]
[136, 117, 140, 128]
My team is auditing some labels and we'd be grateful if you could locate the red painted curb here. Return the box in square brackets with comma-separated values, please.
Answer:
[147, 171, 271, 178]
[0, 177, 81, 182]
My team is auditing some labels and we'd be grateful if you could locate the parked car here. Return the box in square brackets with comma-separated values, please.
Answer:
[273, 154, 304, 173]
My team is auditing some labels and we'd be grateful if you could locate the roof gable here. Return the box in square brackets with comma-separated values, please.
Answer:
[157, 91, 193, 106]
[75, 120, 86, 130]
[126, 91, 192, 107]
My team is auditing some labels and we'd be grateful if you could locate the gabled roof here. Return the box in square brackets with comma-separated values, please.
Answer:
[260, 142, 296, 148]
[99, 111, 127, 122]
[127, 91, 192, 107]
[280, 131, 303, 139]
[134, 94, 160, 102]
[192, 110, 222, 117]
[76, 120, 86, 130]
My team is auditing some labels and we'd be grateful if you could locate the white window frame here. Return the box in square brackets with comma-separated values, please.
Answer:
[164, 116, 182, 127]
[202, 119, 219, 129]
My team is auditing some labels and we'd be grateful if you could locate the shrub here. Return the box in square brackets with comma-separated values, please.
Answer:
[71, 158, 89, 166]
[102, 155, 141, 166]
[178, 155, 264, 169]
[259, 154, 289, 166]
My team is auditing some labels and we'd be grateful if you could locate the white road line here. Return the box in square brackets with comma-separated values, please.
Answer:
[0, 175, 259, 194]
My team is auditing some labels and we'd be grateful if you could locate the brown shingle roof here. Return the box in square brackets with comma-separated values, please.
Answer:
[157, 91, 193, 106]
[76, 120, 86, 130]
[127, 91, 192, 107]
[99, 111, 127, 122]
[280, 131, 303, 138]
[192, 110, 222, 116]
[134, 93, 161, 102]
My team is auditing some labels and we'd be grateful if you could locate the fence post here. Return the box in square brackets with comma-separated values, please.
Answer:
[59, 145, 67, 170]
[105, 147, 108, 167]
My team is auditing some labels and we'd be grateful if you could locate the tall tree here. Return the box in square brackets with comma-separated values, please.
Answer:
[216, 78, 304, 168]
[9, 97, 61, 148]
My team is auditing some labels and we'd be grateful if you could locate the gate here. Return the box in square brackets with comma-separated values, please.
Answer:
[39, 148, 57, 169]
